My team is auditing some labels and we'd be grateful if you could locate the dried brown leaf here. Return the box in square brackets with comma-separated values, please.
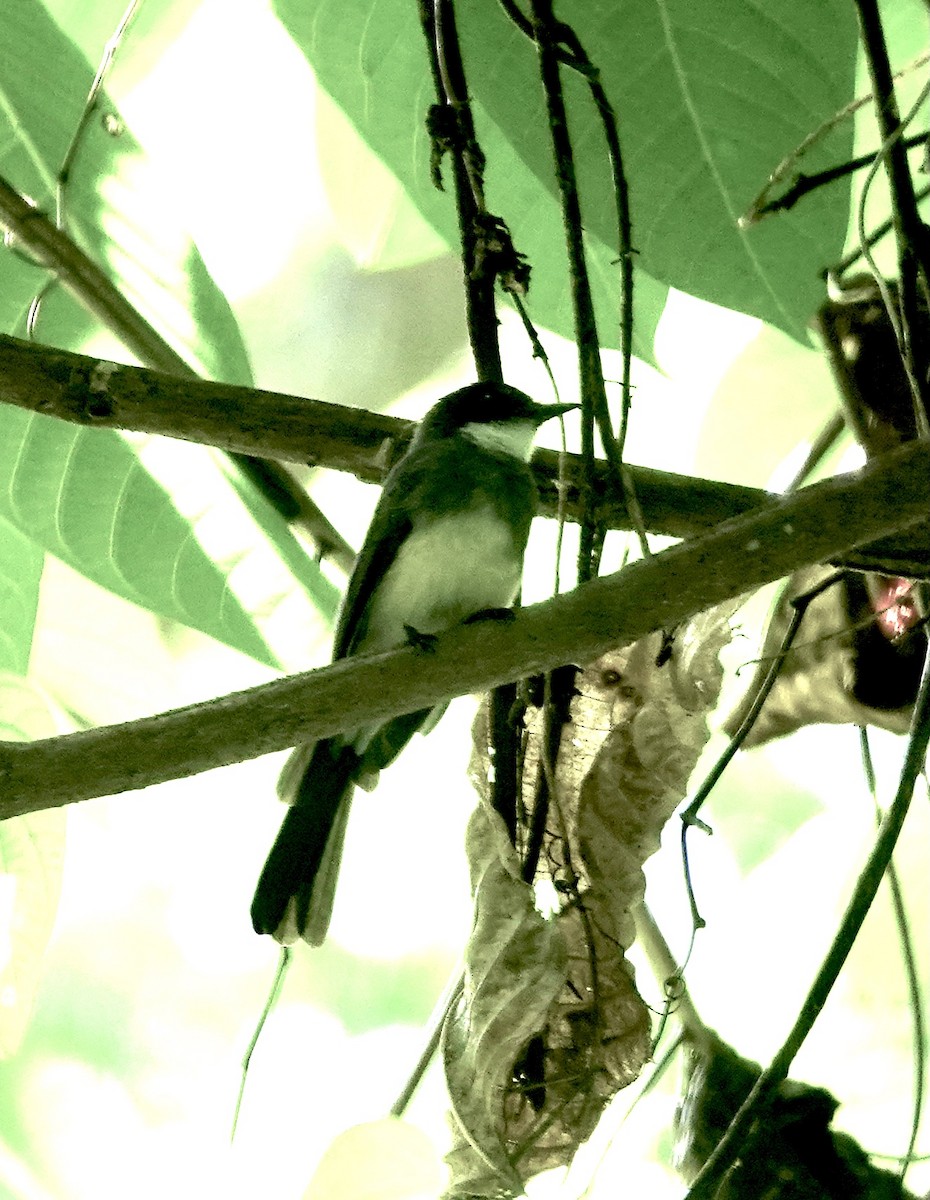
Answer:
[454, 607, 734, 1191]
[724, 566, 916, 747]
[443, 801, 567, 1198]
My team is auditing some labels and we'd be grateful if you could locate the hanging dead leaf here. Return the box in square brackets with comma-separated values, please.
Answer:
[724, 566, 922, 747]
[451, 606, 734, 1193]
[442, 800, 567, 1199]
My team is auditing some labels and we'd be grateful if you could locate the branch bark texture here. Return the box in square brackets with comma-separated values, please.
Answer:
[2, 333, 927, 578]
[0, 440, 927, 820]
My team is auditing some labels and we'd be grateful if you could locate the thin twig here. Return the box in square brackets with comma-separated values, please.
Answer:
[742, 49, 930, 226]
[679, 571, 848, 928]
[827, 180, 930, 279]
[853, 0, 930, 428]
[529, 0, 599, 581]
[547, 23, 637, 459]
[418, 0, 502, 381]
[859, 727, 926, 1187]
[498, 0, 639, 460]
[231, 946, 291, 1139]
[685, 627, 930, 1199]
[745, 132, 928, 223]
[633, 903, 711, 1052]
[57, 1, 142, 215]
[528, 0, 648, 577]
[26, 0, 143, 337]
[391, 967, 464, 1116]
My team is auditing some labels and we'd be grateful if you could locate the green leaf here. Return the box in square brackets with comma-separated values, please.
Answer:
[219, 456, 341, 624]
[0, 4, 342, 662]
[274, 0, 668, 362]
[277, 0, 858, 351]
[0, 675, 67, 1058]
[0, 517, 43, 676]
[456, 0, 858, 344]
[0, 0, 252, 382]
[0, 404, 279, 667]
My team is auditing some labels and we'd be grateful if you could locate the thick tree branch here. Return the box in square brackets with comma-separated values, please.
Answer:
[1, 332, 927, 575]
[0, 439, 927, 820]
[0, 332, 402, 472]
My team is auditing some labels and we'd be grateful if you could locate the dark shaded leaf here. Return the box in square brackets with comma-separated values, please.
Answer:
[675, 1034, 916, 1199]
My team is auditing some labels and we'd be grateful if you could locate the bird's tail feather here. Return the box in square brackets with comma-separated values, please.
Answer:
[296, 794, 351, 946]
[250, 739, 358, 943]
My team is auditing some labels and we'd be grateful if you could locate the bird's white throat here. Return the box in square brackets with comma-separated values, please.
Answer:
[461, 419, 538, 461]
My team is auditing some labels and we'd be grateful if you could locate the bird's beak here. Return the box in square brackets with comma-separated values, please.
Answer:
[538, 401, 579, 421]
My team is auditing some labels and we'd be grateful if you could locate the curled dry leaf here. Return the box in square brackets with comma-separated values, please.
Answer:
[442, 800, 568, 1198]
[447, 607, 733, 1195]
[724, 566, 920, 748]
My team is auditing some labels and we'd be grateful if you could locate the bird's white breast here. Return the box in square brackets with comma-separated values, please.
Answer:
[359, 505, 523, 654]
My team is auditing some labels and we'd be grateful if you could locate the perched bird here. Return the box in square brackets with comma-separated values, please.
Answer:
[251, 381, 575, 944]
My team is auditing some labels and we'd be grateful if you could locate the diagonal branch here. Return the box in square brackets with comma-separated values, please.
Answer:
[1, 332, 928, 576]
[0, 439, 926, 820]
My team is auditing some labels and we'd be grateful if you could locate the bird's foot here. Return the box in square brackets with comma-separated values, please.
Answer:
[404, 623, 439, 652]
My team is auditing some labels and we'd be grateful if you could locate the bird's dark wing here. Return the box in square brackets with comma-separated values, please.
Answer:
[331, 456, 418, 659]
[332, 444, 449, 659]
[333, 437, 537, 658]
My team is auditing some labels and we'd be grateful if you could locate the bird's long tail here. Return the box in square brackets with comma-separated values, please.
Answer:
[251, 739, 359, 945]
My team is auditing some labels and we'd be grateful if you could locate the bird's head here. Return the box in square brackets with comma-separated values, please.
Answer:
[416, 382, 577, 460]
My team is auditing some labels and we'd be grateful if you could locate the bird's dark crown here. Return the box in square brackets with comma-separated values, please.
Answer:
[417, 382, 572, 440]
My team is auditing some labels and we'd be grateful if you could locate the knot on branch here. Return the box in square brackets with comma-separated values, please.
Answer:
[470, 212, 531, 295]
[426, 102, 486, 193]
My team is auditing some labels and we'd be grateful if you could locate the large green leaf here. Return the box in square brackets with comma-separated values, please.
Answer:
[273, 0, 668, 362]
[460, 0, 859, 342]
[1, 2, 338, 660]
[0, 517, 43, 677]
[0, 0, 251, 382]
[0, 404, 279, 667]
[276, 0, 858, 349]
[217, 454, 341, 626]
